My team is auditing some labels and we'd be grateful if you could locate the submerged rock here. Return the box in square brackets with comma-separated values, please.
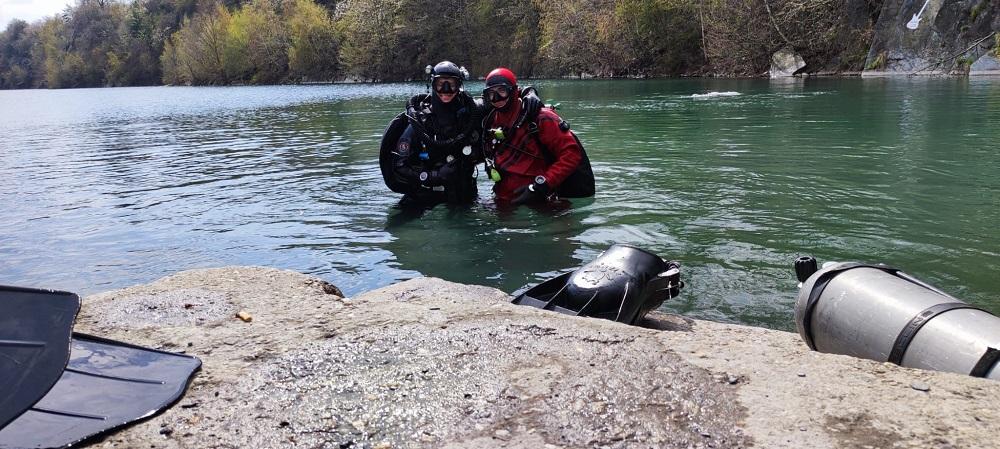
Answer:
[74, 267, 1000, 448]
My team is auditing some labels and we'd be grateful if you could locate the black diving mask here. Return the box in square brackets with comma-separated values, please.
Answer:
[484, 85, 512, 103]
[433, 77, 460, 94]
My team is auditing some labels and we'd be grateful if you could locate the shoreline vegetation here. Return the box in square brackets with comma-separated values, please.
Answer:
[0, 0, 890, 89]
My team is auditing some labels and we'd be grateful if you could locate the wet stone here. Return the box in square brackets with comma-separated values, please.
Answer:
[220, 322, 749, 449]
[84, 289, 236, 328]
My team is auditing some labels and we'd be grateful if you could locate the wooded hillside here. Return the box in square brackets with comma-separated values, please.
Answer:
[0, 0, 885, 88]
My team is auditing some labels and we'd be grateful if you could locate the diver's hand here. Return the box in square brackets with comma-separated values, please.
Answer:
[521, 86, 542, 117]
[423, 162, 457, 186]
[408, 94, 427, 108]
[407, 94, 430, 116]
[511, 182, 550, 205]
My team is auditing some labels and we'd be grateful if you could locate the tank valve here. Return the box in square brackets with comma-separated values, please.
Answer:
[795, 256, 818, 283]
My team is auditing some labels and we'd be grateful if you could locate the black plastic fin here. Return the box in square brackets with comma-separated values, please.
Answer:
[0, 285, 79, 431]
[0, 333, 201, 448]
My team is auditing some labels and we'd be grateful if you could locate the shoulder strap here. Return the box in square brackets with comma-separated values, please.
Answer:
[513, 97, 541, 130]
[405, 94, 473, 150]
[525, 121, 555, 164]
[526, 112, 567, 165]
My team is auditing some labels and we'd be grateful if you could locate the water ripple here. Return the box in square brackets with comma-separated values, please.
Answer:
[1, 79, 998, 330]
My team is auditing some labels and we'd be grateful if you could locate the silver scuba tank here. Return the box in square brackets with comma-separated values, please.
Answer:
[794, 257, 1000, 380]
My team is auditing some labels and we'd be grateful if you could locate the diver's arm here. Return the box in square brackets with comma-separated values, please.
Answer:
[464, 96, 489, 164]
[470, 95, 490, 119]
[536, 112, 583, 189]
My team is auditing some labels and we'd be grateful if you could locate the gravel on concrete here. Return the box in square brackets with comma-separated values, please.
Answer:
[73, 267, 1000, 448]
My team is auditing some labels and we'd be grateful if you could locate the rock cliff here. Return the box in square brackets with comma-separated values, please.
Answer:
[865, 0, 999, 75]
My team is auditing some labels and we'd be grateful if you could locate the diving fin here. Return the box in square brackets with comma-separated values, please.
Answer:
[0, 286, 79, 432]
[0, 333, 202, 448]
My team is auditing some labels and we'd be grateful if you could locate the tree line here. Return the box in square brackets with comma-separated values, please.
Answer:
[0, 0, 885, 89]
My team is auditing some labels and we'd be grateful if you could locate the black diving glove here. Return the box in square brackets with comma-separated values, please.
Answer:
[512, 181, 550, 205]
[406, 94, 431, 116]
[422, 162, 457, 187]
[408, 94, 428, 108]
[521, 86, 542, 117]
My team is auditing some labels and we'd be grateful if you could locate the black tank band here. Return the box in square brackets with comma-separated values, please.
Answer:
[888, 302, 985, 365]
[970, 347, 1000, 378]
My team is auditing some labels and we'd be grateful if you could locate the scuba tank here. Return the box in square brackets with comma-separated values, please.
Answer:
[794, 257, 1000, 380]
[554, 131, 596, 198]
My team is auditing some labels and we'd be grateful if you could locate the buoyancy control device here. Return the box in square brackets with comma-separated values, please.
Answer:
[515, 89, 595, 199]
[379, 112, 413, 194]
[379, 94, 480, 197]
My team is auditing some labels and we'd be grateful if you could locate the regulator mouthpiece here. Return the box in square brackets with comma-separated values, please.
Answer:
[490, 128, 505, 141]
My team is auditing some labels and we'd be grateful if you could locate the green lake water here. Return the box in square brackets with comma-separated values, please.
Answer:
[1, 78, 997, 330]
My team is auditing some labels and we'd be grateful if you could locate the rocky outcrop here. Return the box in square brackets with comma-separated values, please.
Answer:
[865, 0, 999, 75]
[769, 47, 806, 77]
[74, 267, 1000, 448]
[700, 0, 881, 77]
[970, 51, 1000, 74]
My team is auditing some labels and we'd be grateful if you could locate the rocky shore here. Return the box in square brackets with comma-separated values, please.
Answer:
[74, 267, 999, 448]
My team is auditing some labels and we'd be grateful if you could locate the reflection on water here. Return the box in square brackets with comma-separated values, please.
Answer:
[1, 79, 998, 331]
[382, 201, 589, 292]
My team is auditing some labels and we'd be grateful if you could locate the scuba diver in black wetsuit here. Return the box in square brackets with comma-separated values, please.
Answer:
[379, 61, 543, 211]
[379, 61, 479, 209]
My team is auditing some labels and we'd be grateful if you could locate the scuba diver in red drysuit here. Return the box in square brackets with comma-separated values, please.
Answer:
[480, 68, 590, 206]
